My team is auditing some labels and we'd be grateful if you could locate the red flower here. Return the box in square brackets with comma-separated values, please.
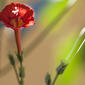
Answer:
[0, 3, 35, 30]
[0, 3, 35, 56]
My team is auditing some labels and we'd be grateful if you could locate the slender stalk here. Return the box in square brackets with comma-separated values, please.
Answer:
[14, 29, 24, 85]
[14, 29, 22, 56]
[51, 73, 59, 85]
[68, 39, 85, 63]
[51, 61, 68, 85]
[20, 61, 24, 85]
[13, 65, 20, 84]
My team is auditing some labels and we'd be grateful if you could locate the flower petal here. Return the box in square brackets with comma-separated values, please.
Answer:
[23, 17, 35, 27]
[23, 9, 34, 22]
[0, 3, 35, 30]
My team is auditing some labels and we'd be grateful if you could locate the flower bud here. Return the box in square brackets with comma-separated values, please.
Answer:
[9, 54, 15, 66]
[45, 73, 51, 85]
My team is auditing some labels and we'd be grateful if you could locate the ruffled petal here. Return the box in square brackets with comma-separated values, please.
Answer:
[23, 17, 35, 27]
[23, 9, 34, 22]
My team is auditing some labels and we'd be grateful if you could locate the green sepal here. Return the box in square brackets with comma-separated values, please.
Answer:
[19, 66, 25, 78]
[56, 61, 68, 75]
[16, 52, 24, 62]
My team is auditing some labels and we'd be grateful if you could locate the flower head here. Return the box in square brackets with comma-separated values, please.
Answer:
[0, 3, 35, 30]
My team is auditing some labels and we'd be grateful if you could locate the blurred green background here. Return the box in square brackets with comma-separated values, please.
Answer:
[0, 0, 85, 85]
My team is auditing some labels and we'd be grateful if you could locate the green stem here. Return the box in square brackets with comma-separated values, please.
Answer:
[51, 73, 59, 85]
[51, 62, 68, 85]
[20, 62, 24, 85]
[13, 65, 20, 84]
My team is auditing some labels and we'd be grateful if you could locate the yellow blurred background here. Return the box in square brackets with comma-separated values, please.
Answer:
[0, 0, 85, 85]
